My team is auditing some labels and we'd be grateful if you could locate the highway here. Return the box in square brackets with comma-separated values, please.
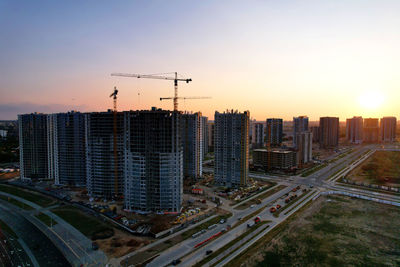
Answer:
[0, 192, 108, 267]
[0, 202, 70, 267]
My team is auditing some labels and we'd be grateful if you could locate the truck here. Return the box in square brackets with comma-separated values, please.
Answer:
[247, 222, 255, 228]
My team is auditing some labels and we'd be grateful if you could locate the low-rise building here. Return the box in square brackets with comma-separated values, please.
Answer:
[253, 149, 297, 170]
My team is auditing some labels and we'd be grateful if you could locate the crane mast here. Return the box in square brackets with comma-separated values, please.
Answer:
[110, 87, 118, 197]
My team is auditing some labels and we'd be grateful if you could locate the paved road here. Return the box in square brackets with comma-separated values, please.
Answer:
[0, 191, 108, 267]
[148, 144, 400, 267]
[0, 228, 34, 267]
[147, 184, 296, 267]
[0, 202, 70, 267]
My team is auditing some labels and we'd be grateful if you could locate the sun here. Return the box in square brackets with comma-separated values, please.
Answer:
[358, 91, 385, 110]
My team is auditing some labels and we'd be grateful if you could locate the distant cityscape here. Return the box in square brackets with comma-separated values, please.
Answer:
[16, 110, 397, 214]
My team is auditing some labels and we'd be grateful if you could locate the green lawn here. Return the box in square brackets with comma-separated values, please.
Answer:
[0, 195, 33, 210]
[51, 205, 114, 240]
[0, 184, 55, 207]
[35, 212, 58, 227]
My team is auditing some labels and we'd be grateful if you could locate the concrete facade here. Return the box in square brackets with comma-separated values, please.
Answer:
[380, 117, 397, 142]
[266, 118, 283, 147]
[363, 118, 379, 143]
[293, 116, 309, 147]
[180, 112, 203, 179]
[253, 149, 297, 170]
[124, 109, 183, 213]
[47, 112, 86, 186]
[294, 131, 312, 165]
[319, 117, 339, 149]
[252, 123, 264, 148]
[85, 111, 125, 198]
[214, 110, 249, 188]
[346, 116, 363, 144]
[18, 113, 49, 180]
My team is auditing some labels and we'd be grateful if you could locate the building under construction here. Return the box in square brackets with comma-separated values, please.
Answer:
[201, 116, 208, 158]
[85, 111, 125, 198]
[253, 149, 297, 171]
[47, 112, 86, 186]
[180, 112, 203, 179]
[124, 108, 183, 213]
[18, 113, 49, 180]
[214, 110, 249, 188]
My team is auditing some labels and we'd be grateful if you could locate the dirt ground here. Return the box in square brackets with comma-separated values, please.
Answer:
[96, 228, 151, 258]
[238, 195, 400, 267]
[346, 150, 400, 187]
[0, 171, 19, 180]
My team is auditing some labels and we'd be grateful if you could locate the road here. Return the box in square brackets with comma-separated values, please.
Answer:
[0, 191, 108, 267]
[147, 184, 296, 267]
[0, 201, 70, 267]
[145, 144, 400, 267]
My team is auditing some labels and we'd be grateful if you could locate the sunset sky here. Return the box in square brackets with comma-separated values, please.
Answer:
[1, 0, 400, 121]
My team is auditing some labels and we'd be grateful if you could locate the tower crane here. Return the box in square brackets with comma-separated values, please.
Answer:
[111, 72, 192, 111]
[109, 87, 119, 197]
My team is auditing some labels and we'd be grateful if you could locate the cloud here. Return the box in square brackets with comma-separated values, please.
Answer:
[0, 102, 89, 120]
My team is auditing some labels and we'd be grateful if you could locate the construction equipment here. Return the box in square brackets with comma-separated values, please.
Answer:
[109, 87, 118, 198]
[110, 72, 192, 111]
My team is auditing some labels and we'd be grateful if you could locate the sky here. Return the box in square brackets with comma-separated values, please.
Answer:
[1, 0, 400, 121]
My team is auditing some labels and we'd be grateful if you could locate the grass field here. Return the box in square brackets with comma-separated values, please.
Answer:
[35, 212, 58, 227]
[51, 205, 114, 240]
[0, 195, 33, 210]
[346, 151, 400, 187]
[235, 195, 400, 267]
[0, 184, 55, 207]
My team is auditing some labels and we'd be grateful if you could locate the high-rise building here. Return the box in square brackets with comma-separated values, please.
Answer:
[310, 126, 320, 143]
[252, 123, 264, 148]
[319, 117, 339, 149]
[48, 112, 86, 186]
[85, 111, 125, 198]
[201, 116, 208, 158]
[266, 118, 283, 147]
[293, 116, 309, 146]
[380, 117, 397, 142]
[124, 108, 182, 213]
[214, 110, 249, 188]
[294, 131, 312, 165]
[346, 116, 363, 144]
[18, 113, 49, 180]
[180, 112, 203, 179]
[207, 122, 214, 152]
[363, 118, 379, 143]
